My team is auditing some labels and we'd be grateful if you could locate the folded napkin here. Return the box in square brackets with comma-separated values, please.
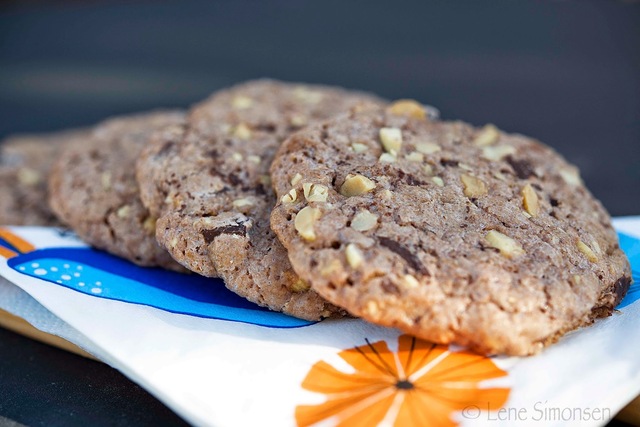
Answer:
[0, 218, 638, 427]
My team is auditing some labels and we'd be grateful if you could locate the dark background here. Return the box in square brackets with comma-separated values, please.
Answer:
[0, 0, 638, 425]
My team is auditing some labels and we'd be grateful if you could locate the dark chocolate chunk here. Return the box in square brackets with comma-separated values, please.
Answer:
[378, 236, 428, 274]
[157, 141, 175, 157]
[396, 169, 428, 186]
[613, 274, 632, 306]
[440, 159, 459, 168]
[227, 173, 243, 186]
[506, 156, 536, 179]
[404, 174, 428, 186]
[202, 224, 247, 243]
[381, 280, 401, 296]
[591, 274, 632, 318]
[254, 123, 277, 133]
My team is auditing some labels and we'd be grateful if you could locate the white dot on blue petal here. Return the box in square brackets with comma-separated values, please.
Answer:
[18, 267, 25, 271]
[73, 273, 80, 277]
[78, 282, 85, 287]
[34, 268, 47, 276]
[91, 288, 102, 294]
[50, 267, 58, 272]
[61, 274, 71, 280]
[95, 281, 102, 286]
[56, 280, 62, 284]
[31, 263, 39, 268]
[77, 266, 83, 270]
[63, 264, 70, 269]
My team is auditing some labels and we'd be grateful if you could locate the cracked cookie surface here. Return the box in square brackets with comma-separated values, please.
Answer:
[136, 79, 385, 320]
[0, 130, 88, 226]
[49, 111, 186, 270]
[270, 102, 631, 355]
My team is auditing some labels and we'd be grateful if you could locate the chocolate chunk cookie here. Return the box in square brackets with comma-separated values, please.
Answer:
[270, 101, 631, 355]
[49, 111, 186, 270]
[0, 130, 88, 226]
[136, 79, 385, 320]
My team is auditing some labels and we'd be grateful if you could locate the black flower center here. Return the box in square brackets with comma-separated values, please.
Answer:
[395, 380, 414, 390]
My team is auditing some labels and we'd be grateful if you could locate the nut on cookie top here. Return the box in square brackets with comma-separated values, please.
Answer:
[270, 100, 631, 355]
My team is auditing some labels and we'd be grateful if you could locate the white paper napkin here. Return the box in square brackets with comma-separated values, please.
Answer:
[0, 218, 638, 427]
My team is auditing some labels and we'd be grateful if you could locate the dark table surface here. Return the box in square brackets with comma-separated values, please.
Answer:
[0, 0, 638, 425]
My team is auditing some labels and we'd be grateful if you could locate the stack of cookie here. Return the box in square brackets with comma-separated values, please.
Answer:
[1, 79, 631, 355]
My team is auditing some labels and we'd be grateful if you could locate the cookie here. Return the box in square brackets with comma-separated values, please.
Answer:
[0, 130, 88, 226]
[270, 101, 631, 355]
[49, 111, 186, 270]
[136, 79, 386, 320]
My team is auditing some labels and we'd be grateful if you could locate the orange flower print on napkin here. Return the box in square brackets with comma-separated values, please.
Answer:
[296, 335, 510, 427]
